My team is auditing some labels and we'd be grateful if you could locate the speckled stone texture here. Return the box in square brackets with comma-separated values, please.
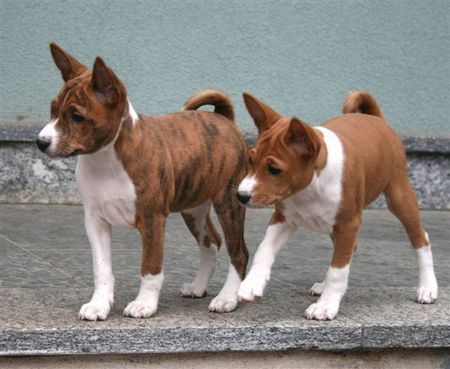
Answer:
[0, 142, 79, 204]
[1, 206, 449, 355]
[1, 130, 449, 208]
[369, 153, 450, 209]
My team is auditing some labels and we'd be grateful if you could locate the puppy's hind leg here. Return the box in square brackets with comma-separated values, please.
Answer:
[180, 201, 221, 298]
[208, 185, 249, 313]
[385, 179, 438, 303]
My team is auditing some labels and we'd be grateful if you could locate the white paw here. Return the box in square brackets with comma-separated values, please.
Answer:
[208, 295, 238, 313]
[123, 300, 157, 318]
[305, 300, 339, 320]
[179, 283, 207, 298]
[310, 281, 325, 296]
[79, 300, 112, 321]
[416, 285, 438, 304]
[237, 270, 269, 302]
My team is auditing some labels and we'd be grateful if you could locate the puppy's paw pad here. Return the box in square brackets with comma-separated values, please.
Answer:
[79, 302, 110, 321]
[208, 296, 238, 313]
[305, 302, 338, 321]
[416, 286, 438, 304]
[310, 282, 325, 296]
[179, 283, 207, 298]
[123, 300, 157, 318]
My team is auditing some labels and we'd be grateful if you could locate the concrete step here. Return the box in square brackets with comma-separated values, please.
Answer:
[1, 205, 449, 356]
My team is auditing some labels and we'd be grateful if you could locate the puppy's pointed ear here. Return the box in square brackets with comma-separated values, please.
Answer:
[91, 57, 120, 105]
[49, 43, 87, 82]
[285, 117, 321, 159]
[243, 93, 282, 135]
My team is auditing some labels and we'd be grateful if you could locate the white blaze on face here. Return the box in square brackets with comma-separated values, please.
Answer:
[38, 119, 59, 154]
[238, 175, 257, 197]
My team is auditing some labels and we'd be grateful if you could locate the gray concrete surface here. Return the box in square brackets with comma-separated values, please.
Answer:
[1, 205, 449, 355]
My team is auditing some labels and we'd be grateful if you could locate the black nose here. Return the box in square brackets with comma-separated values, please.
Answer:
[36, 138, 51, 152]
[236, 192, 251, 205]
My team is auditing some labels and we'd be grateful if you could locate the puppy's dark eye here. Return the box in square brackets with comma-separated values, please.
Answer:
[268, 165, 282, 176]
[71, 113, 84, 123]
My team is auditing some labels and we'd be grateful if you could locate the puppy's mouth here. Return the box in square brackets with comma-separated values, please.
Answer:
[64, 149, 82, 157]
[244, 196, 282, 209]
[43, 148, 83, 159]
[246, 202, 273, 209]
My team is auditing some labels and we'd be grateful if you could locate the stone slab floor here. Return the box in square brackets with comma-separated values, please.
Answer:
[0, 205, 449, 365]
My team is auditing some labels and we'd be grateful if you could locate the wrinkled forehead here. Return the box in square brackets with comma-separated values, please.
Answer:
[54, 70, 93, 106]
[252, 118, 291, 157]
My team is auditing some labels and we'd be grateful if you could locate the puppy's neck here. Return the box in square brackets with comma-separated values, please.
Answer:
[80, 100, 138, 165]
[312, 128, 328, 176]
[287, 127, 342, 204]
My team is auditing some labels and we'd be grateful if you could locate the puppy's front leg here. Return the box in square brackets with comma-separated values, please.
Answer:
[79, 208, 114, 321]
[124, 212, 166, 318]
[238, 213, 297, 302]
[305, 217, 360, 320]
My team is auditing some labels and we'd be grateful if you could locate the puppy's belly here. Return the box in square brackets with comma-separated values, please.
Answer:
[101, 199, 136, 228]
[299, 216, 333, 232]
[285, 203, 337, 233]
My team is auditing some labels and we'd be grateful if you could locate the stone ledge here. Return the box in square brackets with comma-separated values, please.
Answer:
[1, 120, 449, 208]
[401, 136, 450, 155]
[1, 287, 449, 355]
[1, 119, 449, 154]
[0, 120, 41, 142]
[2, 143, 449, 208]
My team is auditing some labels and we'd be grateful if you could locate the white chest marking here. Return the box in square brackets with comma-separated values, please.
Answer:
[76, 142, 137, 228]
[283, 127, 344, 233]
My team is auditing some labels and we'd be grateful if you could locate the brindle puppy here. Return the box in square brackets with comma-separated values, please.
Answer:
[37, 44, 248, 320]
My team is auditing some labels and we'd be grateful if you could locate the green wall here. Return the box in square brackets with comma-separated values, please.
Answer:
[1, 0, 449, 136]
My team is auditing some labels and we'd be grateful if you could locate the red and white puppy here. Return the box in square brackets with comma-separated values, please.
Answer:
[236, 92, 438, 320]
[37, 44, 249, 320]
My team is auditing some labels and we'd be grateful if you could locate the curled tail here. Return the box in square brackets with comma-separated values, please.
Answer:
[342, 91, 384, 119]
[183, 89, 234, 121]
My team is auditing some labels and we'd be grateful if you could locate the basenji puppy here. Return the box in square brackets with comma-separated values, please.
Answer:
[236, 92, 438, 320]
[37, 44, 249, 320]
